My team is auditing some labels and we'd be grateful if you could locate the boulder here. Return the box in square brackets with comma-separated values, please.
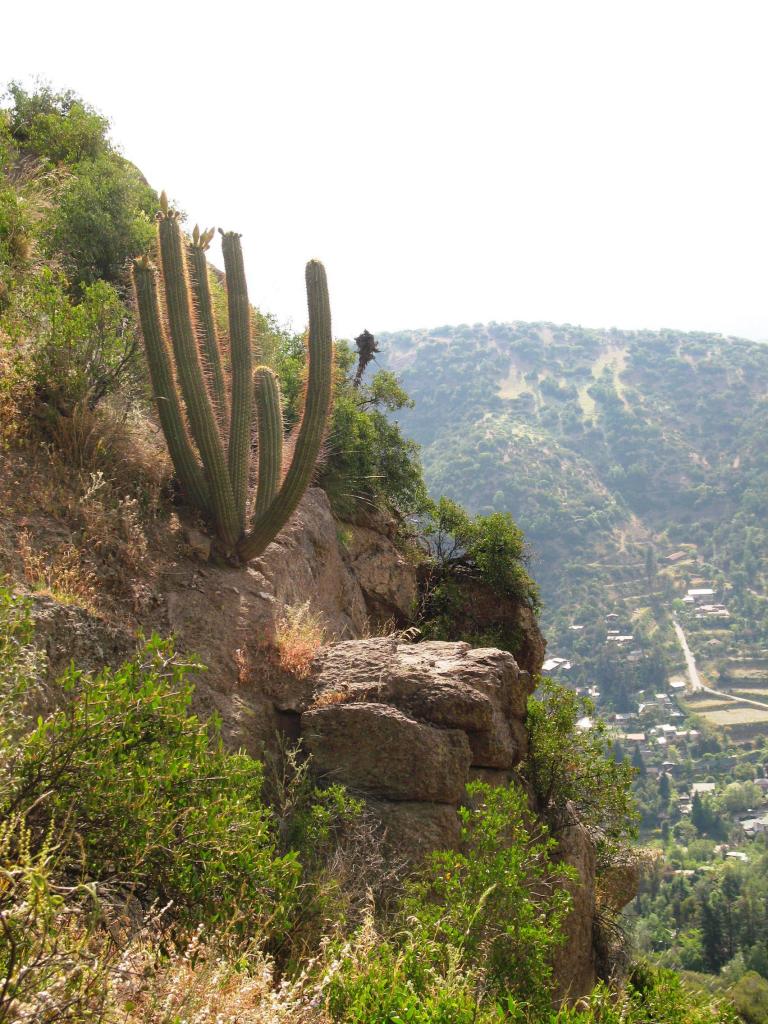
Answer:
[370, 800, 462, 856]
[301, 702, 472, 803]
[307, 638, 531, 771]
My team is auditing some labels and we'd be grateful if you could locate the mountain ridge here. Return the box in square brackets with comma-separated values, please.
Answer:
[377, 319, 768, 659]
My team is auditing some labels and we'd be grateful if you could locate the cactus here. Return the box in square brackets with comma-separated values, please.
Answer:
[132, 195, 333, 560]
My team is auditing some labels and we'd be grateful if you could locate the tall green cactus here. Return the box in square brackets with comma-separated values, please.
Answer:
[132, 195, 333, 560]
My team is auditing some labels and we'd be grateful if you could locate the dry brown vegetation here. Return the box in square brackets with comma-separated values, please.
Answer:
[0, 393, 183, 627]
[273, 602, 328, 679]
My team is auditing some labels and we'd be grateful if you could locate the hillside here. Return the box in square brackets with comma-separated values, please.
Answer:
[379, 322, 768, 658]
[0, 84, 756, 1022]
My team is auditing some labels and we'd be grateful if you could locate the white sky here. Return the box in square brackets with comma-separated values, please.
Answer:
[5, 0, 768, 342]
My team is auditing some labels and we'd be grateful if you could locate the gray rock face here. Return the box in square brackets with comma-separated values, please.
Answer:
[339, 520, 418, 625]
[552, 821, 599, 1003]
[300, 638, 533, 853]
[302, 702, 472, 803]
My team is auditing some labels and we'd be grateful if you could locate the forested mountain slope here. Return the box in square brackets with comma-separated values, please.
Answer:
[379, 322, 768, 644]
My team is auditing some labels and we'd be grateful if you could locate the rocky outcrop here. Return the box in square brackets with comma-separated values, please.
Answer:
[553, 822, 599, 1002]
[300, 638, 535, 854]
[159, 488, 417, 754]
[14, 477, 611, 1002]
[339, 520, 418, 626]
[417, 568, 546, 677]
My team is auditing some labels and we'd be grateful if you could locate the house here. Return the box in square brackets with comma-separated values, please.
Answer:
[691, 782, 716, 798]
[622, 732, 646, 743]
[687, 588, 716, 603]
[741, 814, 768, 838]
[606, 613, 619, 622]
[569, 624, 584, 631]
[669, 680, 687, 692]
[726, 851, 749, 863]
[542, 657, 572, 673]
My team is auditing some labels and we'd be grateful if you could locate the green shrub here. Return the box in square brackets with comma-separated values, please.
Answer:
[1, 633, 300, 942]
[318, 342, 430, 520]
[404, 782, 573, 1013]
[0, 586, 44, 754]
[0, 813, 112, 1023]
[323, 932, 507, 1024]
[3, 82, 156, 289]
[324, 782, 573, 1021]
[423, 497, 539, 610]
[550, 968, 738, 1022]
[524, 677, 637, 870]
[728, 970, 768, 1023]
[45, 152, 156, 288]
[8, 268, 142, 416]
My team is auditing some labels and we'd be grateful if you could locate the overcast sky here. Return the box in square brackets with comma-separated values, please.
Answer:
[5, 1, 768, 342]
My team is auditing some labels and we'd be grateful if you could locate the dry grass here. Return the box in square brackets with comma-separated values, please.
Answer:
[111, 931, 328, 1024]
[17, 527, 100, 612]
[684, 698, 731, 711]
[699, 707, 768, 726]
[0, 399, 174, 621]
[273, 602, 328, 679]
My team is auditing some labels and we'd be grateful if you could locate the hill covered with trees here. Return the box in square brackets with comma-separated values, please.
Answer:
[379, 321, 768, 655]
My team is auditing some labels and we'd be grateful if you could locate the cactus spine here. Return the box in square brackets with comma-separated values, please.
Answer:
[132, 196, 333, 561]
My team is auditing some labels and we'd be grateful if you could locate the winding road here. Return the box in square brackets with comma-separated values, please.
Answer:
[672, 617, 768, 712]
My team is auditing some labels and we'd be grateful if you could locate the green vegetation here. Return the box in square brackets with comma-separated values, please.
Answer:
[380, 322, 768, 662]
[526, 678, 637, 869]
[0, 83, 155, 425]
[316, 340, 431, 520]
[0, 587, 738, 1021]
[418, 496, 540, 649]
[0, 82, 750, 1023]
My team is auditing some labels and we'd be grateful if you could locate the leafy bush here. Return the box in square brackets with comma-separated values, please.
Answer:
[8, 269, 141, 416]
[318, 341, 430, 519]
[551, 967, 738, 1022]
[417, 496, 540, 651]
[1, 631, 300, 942]
[524, 677, 638, 870]
[404, 781, 573, 1012]
[4, 82, 156, 288]
[324, 782, 573, 1021]
[0, 813, 113, 1023]
[423, 497, 539, 609]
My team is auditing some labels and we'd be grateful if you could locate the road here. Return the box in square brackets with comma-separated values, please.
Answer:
[672, 617, 703, 691]
[672, 616, 768, 711]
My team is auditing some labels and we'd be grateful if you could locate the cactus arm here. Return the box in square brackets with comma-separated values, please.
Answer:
[158, 214, 240, 548]
[237, 259, 333, 560]
[220, 231, 253, 532]
[188, 228, 230, 430]
[252, 367, 283, 522]
[132, 259, 210, 514]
